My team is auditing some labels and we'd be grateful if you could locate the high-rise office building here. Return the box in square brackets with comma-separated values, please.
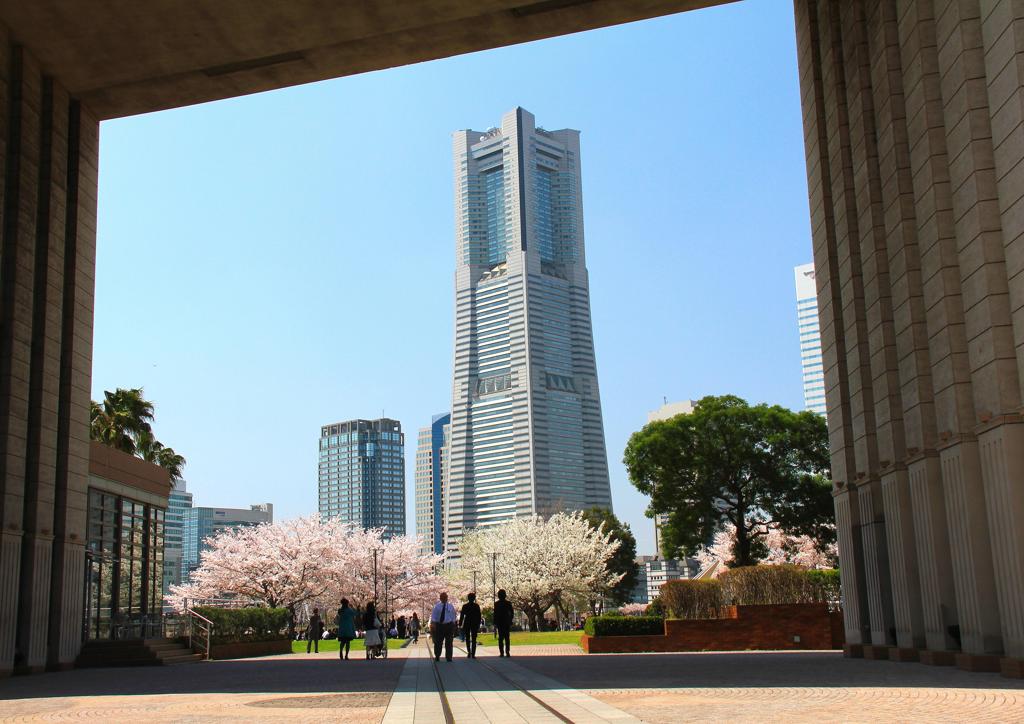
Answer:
[415, 412, 450, 556]
[183, 503, 273, 578]
[646, 400, 697, 555]
[794, 263, 826, 415]
[318, 418, 406, 537]
[446, 107, 612, 554]
[162, 478, 193, 598]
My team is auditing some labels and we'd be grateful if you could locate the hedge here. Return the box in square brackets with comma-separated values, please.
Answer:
[584, 615, 663, 637]
[192, 606, 289, 644]
[659, 566, 841, 619]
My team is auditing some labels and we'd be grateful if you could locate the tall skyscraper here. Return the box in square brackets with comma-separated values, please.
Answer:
[446, 107, 612, 553]
[318, 418, 406, 537]
[794, 263, 826, 415]
[162, 478, 193, 598]
[184, 502, 273, 578]
[415, 412, 450, 556]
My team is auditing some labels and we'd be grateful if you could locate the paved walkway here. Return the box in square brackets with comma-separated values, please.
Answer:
[1, 643, 1023, 722]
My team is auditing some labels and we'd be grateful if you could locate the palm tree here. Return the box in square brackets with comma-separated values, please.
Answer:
[90, 388, 185, 480]
[137, 429, 186, 482]
[90, 388, 154, 454]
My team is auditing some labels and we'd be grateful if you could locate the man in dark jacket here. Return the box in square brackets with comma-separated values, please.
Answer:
[458, 592, 482, 658]
[493, 589, 514, 657]
[306, 608, 324, 653]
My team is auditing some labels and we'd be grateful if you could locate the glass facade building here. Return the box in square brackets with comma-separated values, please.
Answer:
[162, 478, 193, 600]
[794, 263, 827, 415]
[318, 418, 405, 537]
[447, 108, 612, 555]
[183, 503, 273, 579]
[84, 489, 165, 640]
[415, 413, 450, 555]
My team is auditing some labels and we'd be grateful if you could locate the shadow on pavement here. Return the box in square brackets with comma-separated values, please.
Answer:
[1, 650, 1021, 700]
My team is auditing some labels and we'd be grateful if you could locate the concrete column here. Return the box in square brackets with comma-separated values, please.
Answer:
[977, 0, 1024, 663]
[0, 26, 98, 675]
[795, 0, 873, 648]
[881, 469, 926, 649]
[907, 454, 959, 651]
[939, 438, 1002, 654]
[857, 480, 897, 646]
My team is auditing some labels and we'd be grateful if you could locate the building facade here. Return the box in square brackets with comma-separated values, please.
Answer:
[162, 478, 193, 599]
[183, 503, 273, 579]
[647, 400, 697, 555]
[630, 555, 699, 605]
[446, 108, 612, 554]
[415, 413, 450, 556]
[84, 443, 170, 645]
[318, 418, 405, 537]
[794, 263, 826, 415]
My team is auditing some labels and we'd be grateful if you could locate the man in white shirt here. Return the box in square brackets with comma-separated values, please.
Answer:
[430, 591, 457, 662]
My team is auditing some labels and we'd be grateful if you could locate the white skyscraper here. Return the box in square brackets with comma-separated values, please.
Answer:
[446, 108, 612, 554]
[794, 263, 826, 415]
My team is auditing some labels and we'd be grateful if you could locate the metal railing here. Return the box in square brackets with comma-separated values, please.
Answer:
[185, 607, 215, 660]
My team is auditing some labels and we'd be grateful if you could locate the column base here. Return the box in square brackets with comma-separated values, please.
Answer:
[919, 649, 957, 666]
[887, 647, 919, 662]
[12, 664, 46, 675]
[863, 645, 890, 660]
[955, 652, 1002, 672]
[1001, 657, 1024, 679]
[844, 643, 864, 658]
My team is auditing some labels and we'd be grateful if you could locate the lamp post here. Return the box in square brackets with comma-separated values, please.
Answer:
[490, 552, 499, 639]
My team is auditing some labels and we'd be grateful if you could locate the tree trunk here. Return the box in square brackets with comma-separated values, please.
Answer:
[287, 604, 297, 637]
[526, 609, 538, 632]
[734, 521, 754, 567]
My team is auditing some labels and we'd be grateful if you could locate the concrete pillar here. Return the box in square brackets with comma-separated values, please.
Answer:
[0, 26, 97, 676]
[977, 0, 1024, 663]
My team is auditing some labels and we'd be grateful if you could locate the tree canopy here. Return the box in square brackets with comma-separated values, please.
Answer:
[579, 507, 638, 606]
[90, 387, 186, 481]
[624, 395, 833, 567]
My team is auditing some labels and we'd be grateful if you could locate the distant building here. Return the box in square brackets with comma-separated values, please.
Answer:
[646, 400, 697, 554]
[184, 503, 273, 578]
[318, 418, 405, 537]
[794, 263, 826, 415]
[163, 478, 193, 597]
[631, 555, 700, 604]
[415, 413, 450, 556]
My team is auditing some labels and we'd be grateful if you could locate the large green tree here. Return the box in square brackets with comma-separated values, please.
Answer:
[91, 387, 186, 481]
[580, 507, 638, 606]
[624, 395, 833, 567]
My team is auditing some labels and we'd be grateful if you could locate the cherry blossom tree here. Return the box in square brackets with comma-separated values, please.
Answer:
[452, 512, 622, 631]
[168, 516, 444, 634]
[694, 521, 836, 575]
[619, 602, 649, 616]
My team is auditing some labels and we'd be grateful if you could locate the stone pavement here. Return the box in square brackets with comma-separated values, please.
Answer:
[1, 643, 1023, 722]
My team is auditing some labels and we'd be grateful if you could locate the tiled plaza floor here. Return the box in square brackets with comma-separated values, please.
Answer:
[1, 644, 1022, 722]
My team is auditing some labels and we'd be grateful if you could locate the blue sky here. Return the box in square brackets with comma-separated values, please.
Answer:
[92, 0, 811, 557]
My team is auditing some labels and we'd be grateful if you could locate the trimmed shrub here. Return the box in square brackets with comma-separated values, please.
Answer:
[646, 596, 666, 619]
[660, 579, 725, 620]
[804, 568, 841, 608]
[193, 606, 289, 644]
[718, 565, 838, 606]
[585, 615, 664, 637]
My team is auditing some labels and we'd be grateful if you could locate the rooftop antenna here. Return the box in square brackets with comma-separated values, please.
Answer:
[663, 396, 668, 405]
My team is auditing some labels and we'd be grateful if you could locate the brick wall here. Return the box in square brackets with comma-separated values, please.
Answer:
[581, 604, 843, 654]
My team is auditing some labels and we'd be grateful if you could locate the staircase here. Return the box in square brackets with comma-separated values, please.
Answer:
[76, 638, 204, 668]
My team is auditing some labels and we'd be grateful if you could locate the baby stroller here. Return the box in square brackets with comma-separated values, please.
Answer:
[364, 625, 388, 659]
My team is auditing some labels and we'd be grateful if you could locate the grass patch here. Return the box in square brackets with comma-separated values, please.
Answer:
[474, 630, 583, 647]
[291, 638, 406, 654]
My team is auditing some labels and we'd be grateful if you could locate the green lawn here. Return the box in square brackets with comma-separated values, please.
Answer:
[474, 630, 583, 647]
[291, 638, 407, 654]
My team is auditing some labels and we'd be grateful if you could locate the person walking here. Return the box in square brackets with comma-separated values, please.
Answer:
[335, 599, 357, 660]
[363, 601, 384, 657]
[430, 592, 457, 662]
[458, 592, 482, 659]
[409, 612, 420, 643]
[306, 608, 324, 654]
[397, 615, 407, 639]
[493, 589, 514, 657]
